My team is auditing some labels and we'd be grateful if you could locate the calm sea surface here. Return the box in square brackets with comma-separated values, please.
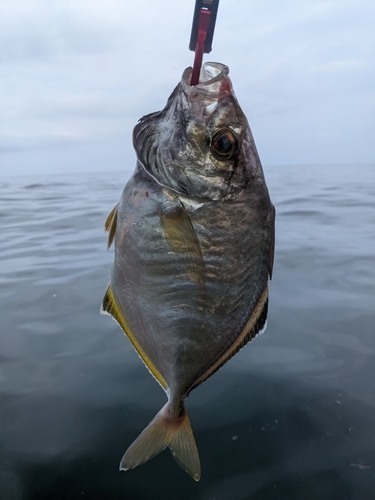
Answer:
[0, 164, 374, 500]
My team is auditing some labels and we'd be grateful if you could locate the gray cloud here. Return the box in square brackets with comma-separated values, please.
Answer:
[0, 0, 374, 175]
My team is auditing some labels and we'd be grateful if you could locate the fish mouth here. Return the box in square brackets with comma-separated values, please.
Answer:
[181, 62, 233, 117]
[182, 62, 229, 88]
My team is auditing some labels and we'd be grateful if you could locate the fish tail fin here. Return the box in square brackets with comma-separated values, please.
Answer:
[120, 402, 201, 481]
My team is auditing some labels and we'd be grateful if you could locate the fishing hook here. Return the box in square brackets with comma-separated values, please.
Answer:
[189, 0, 220, 85]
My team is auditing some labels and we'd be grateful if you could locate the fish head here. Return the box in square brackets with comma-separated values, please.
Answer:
[133, 62, 263, 201]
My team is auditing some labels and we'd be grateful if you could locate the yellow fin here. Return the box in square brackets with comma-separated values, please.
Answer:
[120, 402, 200, 481]
[101, 285, 167, 390]
[104, 204, 118, 249]
[160, 206, 206, 287]
[187, 286, 269, 394]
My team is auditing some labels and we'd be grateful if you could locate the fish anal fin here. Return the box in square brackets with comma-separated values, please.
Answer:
[104, 204, 118, 249]
[160, 204, 206, 287]
[187, 286, 269, 394]
[120, 402, 200, 481]
[101, 285, 167, 390]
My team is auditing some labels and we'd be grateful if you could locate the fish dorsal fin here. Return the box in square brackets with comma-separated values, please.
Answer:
[104, 204, 118, 249]
[101, 285, 167, 390]
[160, 202, 206, 287]
[268, 205, 276, 280]
[187, 286, 269, 395]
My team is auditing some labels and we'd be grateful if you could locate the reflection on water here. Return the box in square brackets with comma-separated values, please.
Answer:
[0, 165, 374, 499]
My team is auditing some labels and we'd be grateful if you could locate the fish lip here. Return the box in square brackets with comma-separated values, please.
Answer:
[180, 62, 233, 118]
[182, 62, 229, 88]
[181, 62, 232, 100]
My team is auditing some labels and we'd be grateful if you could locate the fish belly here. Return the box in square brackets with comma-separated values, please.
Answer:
[110, 168, 273, 401]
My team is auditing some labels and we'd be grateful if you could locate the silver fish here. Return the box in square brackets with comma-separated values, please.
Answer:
[101, 62, 275, 481]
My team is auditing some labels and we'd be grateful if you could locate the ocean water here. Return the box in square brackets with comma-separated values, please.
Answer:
[0, 164, 374, 500]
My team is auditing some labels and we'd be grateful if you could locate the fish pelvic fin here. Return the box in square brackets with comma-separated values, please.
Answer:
[120, 402, 201, 481]
[104, 203, 118, 249]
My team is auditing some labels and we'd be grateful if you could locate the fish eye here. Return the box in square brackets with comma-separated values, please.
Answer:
[211, 130, 238, 161]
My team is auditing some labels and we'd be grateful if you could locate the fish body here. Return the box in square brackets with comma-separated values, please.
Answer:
[102, 63, 275, 480]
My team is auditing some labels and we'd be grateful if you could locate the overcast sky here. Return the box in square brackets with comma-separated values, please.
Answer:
[0, 0, 374, 176]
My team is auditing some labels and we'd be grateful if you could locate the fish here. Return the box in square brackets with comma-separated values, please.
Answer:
[101, 62, 275, 481]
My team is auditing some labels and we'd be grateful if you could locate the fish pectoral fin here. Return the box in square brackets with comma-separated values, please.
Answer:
[101, 285, 167, 390]
[160, 203, 206, 286]
[120, 402, 201, 481]
[188, 286, 269, 394]
[104, 204, 118, 249]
